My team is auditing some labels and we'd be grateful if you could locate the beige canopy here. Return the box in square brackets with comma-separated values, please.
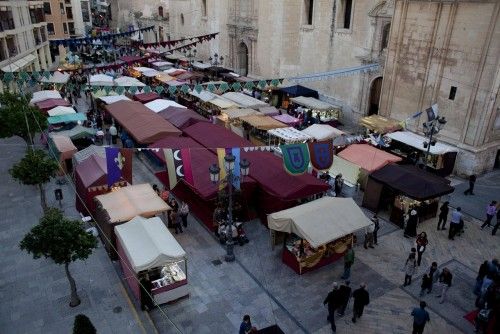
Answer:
[115, 216, 186, 273]
[239, 114, 288, 130]
[94, 184, 170, 223]
[222, 108, 258, 120]
[268, 197, 372, 248]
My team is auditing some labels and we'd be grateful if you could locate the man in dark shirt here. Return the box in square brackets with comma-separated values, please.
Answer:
[337, 280, 352, 317]
[411, 301, 430, 334]
[323, 282, 341, 332]
[352, 283, 370, 323]
[239, 314, 256, 334]
[463, 174, 476, 195]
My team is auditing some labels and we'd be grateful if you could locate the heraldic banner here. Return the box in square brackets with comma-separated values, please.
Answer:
[164, 148, 194, 188]
[280, 143, 310, 175]
[308, 141, 334, 171]
[216, 147, 241, 190]
[105, 147, 132, 187]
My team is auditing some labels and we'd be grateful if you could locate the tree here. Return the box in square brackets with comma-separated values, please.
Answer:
[9, 149, 59, 212]
[73, 314, 97, 334]
[0, 91, 47, 144]
[20, 208, 98, 307]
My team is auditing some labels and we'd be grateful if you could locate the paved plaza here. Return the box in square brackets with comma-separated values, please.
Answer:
[0, 135, 499, 333]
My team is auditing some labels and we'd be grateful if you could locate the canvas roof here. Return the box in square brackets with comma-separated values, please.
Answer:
[240, 114, 288, 130]
[152, 61, 173, 67]
[165, 80, 186, 86]
[359, 115, 402, 134]
[106, 101, 182, 144]
[272, 114, 301, 126]
[189, 90, 217, 102]
[338, 144, 402, 172]
[183, 122, 252, 153]
[35, 98, 70, 111]
[208, 97, 238, 109]
[132, 67, 155, 73]
[258, 106, 280, 116]
[157, 106, 210, 130]
[50, 135, 77, 160]
[164, 68, 186, 75]
[115, 216, 186, 273]
[134, 92, 160, 103]
[222, 92, 268, 109]
[175, 71, 204, 81]
[222, 108, 258, 120]
[279, 85, 319, 98]
[75, 155, 107, 188]
[47, 113, 86, 124]
[89, 74, 114, 86]
[47, 106, 76, 117]
[113, 76, 145, 87]
[268, 127, 312, 142]
[192, 61, 211, 70]
[385, 131, 458, 155]
[73, 144, 106, 165]
[290, 96, 338, 110]
[40, 71, 70, 84]
[98, 95, 131, 104]
[155, 73, 175, 83]
[30, 90, 62, 104]
[144, 99, 187, 113]
[302, 124, 345, 141]
[49, 125, 96, 140]
[369, 164, 454, 200]
[149, 136, 204, 164]
[94, 184, 170, 223]
[268, 197, 371, 248]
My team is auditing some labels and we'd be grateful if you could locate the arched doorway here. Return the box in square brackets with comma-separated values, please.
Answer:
[368, 77, 383, 115]
[238, 42, 249, 76]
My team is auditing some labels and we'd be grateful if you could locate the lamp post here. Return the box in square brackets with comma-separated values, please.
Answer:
[209, 53, 224, 79]
[184, 48, 197, 70]
[422, 116, 447, 170]
[209, 154, 250, 262]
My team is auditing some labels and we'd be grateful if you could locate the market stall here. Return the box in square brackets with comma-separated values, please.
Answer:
[74, 154, 129, 215]
[72, 145, 105, 166]
[221, 92, 268, 110]
[89, 74, 114, 86]
[48, 135, 77, 175]
[205, 97, 239, 117]
[186, 90, 218, 116]
[359, 115, 402, 134]
[154, 73, 175, 86]
[268, 197, 370, 274]
[47, 106, 76, 117]
[157, 107, 210, 130]
[215, 108, 258, 133]
[97, 95, 132, 105]
[35, 98, 71, 113]
[164, 68, 187, 76]
[258, 106, 280, 116]
[115, 216, 188, 305]
[272, 114, 301, 127]
[239, 114, 287, 145]
[334, 144, 402, 188]
[267, 127, 312, 146]
[133, 92, 160, 104]
[93, 184, 171, 256]
[302, 124, 345, 141]
[290, 96, 342, 125]
[40, 71, 70, 85]
[105, 101, 182, 145]
[362, 164, 454, 226]
[384, 131, 458, 176]
[151, 61, 174, 71]
[114, 76, 145, 87]
[47, 113, 87, 125]
[144, 99, 186, 113]
[277, 84, 319, 109]
[49, 125, 96, 150]
[30, 90, 62, 104]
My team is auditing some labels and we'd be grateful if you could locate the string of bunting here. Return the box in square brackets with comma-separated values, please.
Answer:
[49, 26, 156, 47]
[135, 32, 219, 49]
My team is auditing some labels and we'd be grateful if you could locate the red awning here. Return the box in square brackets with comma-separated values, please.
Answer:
[134, 92, 160, 103]
[36, 98, 71, 112]
[157, 107, 210, 130]
[75, 155, 107, 188]
[183, 122, 252, 152]
[120, 55, 143, 63]
[149, 137, 204, 164]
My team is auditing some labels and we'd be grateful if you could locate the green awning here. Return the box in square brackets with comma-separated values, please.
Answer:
[48, 113, 87, 124]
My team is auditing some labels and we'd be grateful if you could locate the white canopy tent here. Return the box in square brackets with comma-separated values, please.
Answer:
[164, 68, 187, 75]
[222, 92, 268, 109]
[192, 61, 211, 70]
[385, 131, 458, 155]
[302, 124, 345, 141]
[268, 197, 372, 248]
[144, 99, 187, 113]
[114, 76, 145, 87]
[189, 90, 217, 102]
[268, 127, 312, 143]
[290, 96, 337, 111]
[115, 216, 186, 273]
[97, 95, 131, 104]
[209, 97, 239, 109]
[89, 74, 114, 86]
[30, 90, 62, 104]
[47, 106, 76, 117]
[40, 71, 71, 84]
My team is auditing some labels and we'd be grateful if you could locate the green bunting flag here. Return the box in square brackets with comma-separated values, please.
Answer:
[168, 85, 177, 94]
[280, 143, 310, 175]
[194, 84, 203, 93]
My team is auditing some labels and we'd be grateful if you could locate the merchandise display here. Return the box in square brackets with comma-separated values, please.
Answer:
[151, 262, 187, 290]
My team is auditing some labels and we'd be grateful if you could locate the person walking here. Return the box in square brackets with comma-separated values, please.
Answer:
[492, 208, 500, 235]
[474, 261, 489, 297]
[416, 232, 428, 266]
[351, 283, 370, 323]
[337, 280, 352, 317]
[463, 174, 476, 195]
[437, 201, 449, 230]
[341, 244, 355, 280]
[428, 262, 440, 293]
[481, 201, 497, 229]
[448, 207, 463, 240]
[372, 214, 380, 245]
[170, 209, 183, 234]
[419, 274, 432, 297]
[404, 253, 417, 286]
[179, 201, 189, 228]
[404, 209, 419, 238]
[104, 128, 112, 145]
[334, 174, 344, 197]
[323, 282, 341, 332]
[239, 315, 257, 334]
[109, 123, 118, 144]
[363, 222, 375, 249]
[139, 274, 154, 311]
[411, 301, 430, 334]
[437, 267, 452, 304]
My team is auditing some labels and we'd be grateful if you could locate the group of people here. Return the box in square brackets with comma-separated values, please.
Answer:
[473, 259, 499, 333]
[153, 184, 189, 234]
[323, 173, 344, 197]
[323, 281, 370, 332]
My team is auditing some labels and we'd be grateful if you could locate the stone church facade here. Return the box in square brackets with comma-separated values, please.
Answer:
[379, 0, 500, 175]
[168, 0, 395, 125]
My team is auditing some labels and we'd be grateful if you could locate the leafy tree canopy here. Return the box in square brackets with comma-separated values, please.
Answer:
[20, 208, 97, 265]
[0, 91, 47, 142]
[9, 148, 59, 186]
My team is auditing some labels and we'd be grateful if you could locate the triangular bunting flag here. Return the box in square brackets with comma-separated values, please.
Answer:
[194, 84, 203, 93]
[168, 85, 177, 94]
[232, 82, 242, 91]
[143, 85, 152, 93]
[155, 85, 164, 94]
[219, 82, 229, 92]
[180, 85, 190, 94]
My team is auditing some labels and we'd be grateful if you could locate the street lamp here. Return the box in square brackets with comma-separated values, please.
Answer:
[184, 48, 197, 69]
[209, 154, 250, 262]
[208, 52, 224, 66]
[422, 116, 447, 170]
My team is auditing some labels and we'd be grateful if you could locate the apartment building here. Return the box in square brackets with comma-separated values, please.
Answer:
[0, 0, 52, 75]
